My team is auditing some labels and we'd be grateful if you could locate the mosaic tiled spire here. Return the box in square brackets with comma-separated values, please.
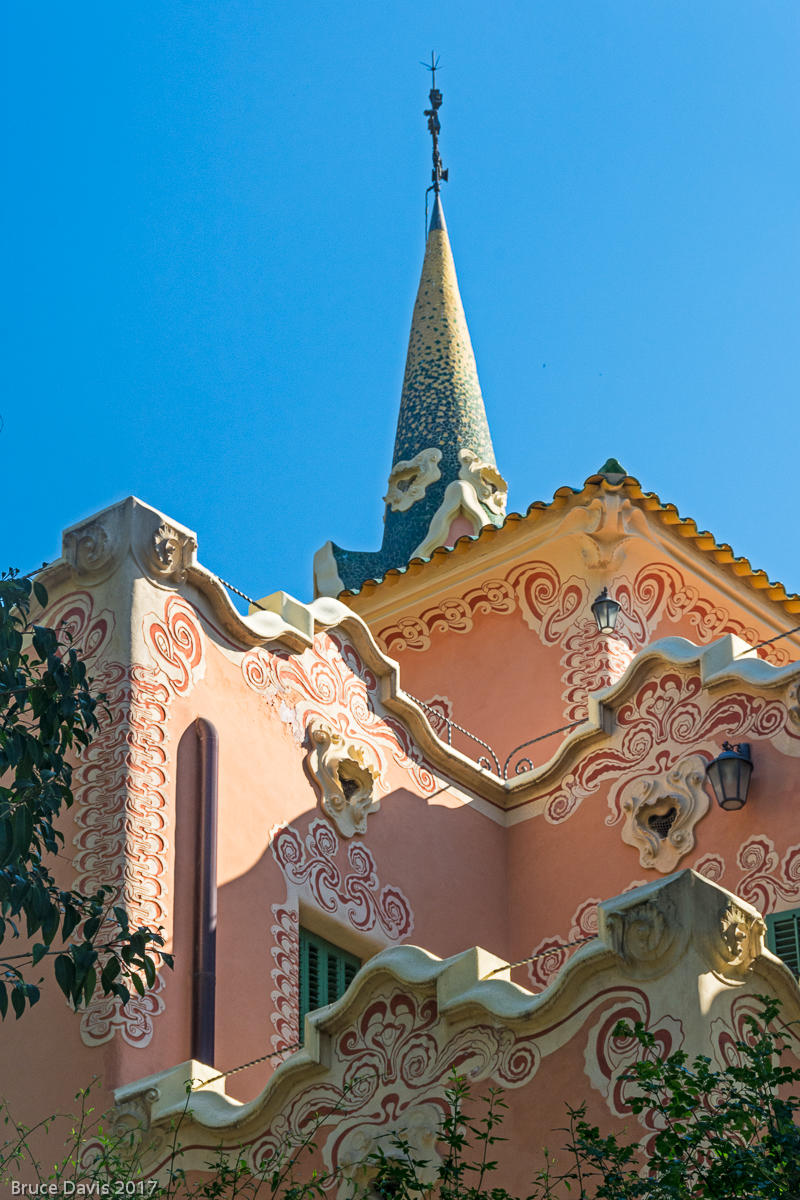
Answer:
[391, 194, 497, 472]
[314, 196, 506, 597]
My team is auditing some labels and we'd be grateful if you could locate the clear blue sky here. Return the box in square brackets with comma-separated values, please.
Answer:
[3, 2, 799, 604]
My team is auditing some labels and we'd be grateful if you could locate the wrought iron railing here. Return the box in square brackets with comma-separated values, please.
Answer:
[501, 720, 583, 779]
[407, 694, 501, 775]
[406, 694, 583, 781]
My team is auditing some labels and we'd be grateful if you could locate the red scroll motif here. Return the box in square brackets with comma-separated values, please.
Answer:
[243, 631, 438, 796]
[143, 593, 205, 695]
[270, 904, 300, 1051]
[528, 898, 601, 990]
[629, 565, 791, 665]
[271, 819, 414, 940]
[43, 591, 115, 662]
[378, 580, 517, 654]
[376, 558, 793, 732]
[734, 836, 800, 914]
[67, 590, 206, 1048]
[540, 670, 800, 825]
[693, 853, 726, 883]
[584, 992, 684, 1150]
[711, 995, 768, 1072]
[79, 977, 166, 1048]
[418, 695, 453, 738]
[248, 987, 541, 1176]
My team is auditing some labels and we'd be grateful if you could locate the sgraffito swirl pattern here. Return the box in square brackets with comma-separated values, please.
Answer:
[64, 591, 205, 1047]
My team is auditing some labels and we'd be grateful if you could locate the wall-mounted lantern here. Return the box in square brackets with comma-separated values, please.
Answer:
[591, 587, 621, 635]
[706, 742, 753, 811]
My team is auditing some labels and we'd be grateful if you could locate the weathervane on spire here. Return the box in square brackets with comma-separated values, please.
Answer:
[423, 52, 448, 197]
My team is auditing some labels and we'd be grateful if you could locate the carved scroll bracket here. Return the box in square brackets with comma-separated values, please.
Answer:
[384, 448, 442, 513]
[601, 894, 681, 979]
[458, 449, 508, 518]
[63, 507, 126, 583]
[306, 719, 383, 837]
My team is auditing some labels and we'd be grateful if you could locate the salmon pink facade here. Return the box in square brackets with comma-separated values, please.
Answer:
[6, 187, 800, 1184]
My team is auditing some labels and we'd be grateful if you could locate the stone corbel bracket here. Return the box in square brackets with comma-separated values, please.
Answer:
[305, 718, 383, 836]
[61, 497, 198, 589]
[598, 869, 767, 982]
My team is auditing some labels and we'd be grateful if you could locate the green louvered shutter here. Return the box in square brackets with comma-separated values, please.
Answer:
[766, 909, 800, 978]
[299, 929, 360, 1044]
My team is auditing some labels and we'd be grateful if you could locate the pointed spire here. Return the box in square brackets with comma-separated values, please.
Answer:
[314, 69, 506, 597]
[391, 193, 496, 472]
[428, 192, 446, 231]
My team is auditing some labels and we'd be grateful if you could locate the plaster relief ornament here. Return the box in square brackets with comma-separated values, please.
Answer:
[63, 518, 113, 579]
[142, 521, 197, 587]
[338, 1105, 441, 1194]
[306, 719, 382, 836]
[62, 505, 133, 583]
[717, 901, 763, 970]
[384, 448, 442, 513]
[692, 888, 765, 980]
[457, 449, 508, 517]
[620, 754, 710, 873]
[601, 895, 680, 977]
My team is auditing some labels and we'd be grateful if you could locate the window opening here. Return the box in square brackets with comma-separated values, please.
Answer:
[765, 909, 800, 978]
[299, 928, 361, 1043]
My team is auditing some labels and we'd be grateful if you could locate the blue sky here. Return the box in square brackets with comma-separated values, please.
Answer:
[3, 2, 799, 604]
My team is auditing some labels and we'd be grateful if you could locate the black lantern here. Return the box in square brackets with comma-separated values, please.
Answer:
[706, 742, 753, 811]
[591, 587, 621, 635]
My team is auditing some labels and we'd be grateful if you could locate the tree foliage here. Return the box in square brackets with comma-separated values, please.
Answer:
[0, 569, 171, 1018]
[2, 999, 799, 1196]
[556, 996, 800, 1198]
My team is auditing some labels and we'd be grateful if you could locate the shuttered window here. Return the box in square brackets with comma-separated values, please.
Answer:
[299, 928, 360, 1043]
[765, 909, 800, 978]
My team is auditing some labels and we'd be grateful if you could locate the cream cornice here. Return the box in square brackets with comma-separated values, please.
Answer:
[115, 868, 800, 1153]
[344, 476, 800, 637]
[43, 498, 800, 820]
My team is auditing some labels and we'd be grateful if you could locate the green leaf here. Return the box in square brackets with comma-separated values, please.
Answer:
[12, 805, 32, 858]
[0, 983, 7, 1019]
[0, 818, 14, 865]
[54, 954, 76, 1001]
[62, 904, 81, 941]
[82, 966, 96, 1007]
[41, 904, 60, 946]
[11, 988, 25, 1019]
[32, 581, 48, 608]
[32, 942, 48, 965]
[111, 982, 130, 1006]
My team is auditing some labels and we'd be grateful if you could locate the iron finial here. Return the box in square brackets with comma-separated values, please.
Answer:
[422, 52, 448, 197]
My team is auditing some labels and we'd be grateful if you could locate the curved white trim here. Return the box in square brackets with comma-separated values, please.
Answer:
[412, 480, 490, 560]
[313, 540, 346, 599]
[384, 448, 442, 512]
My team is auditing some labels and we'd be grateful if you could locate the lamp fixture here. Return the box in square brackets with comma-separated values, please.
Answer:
[591, 587, 621, 635]
[706, 742, 753, 811]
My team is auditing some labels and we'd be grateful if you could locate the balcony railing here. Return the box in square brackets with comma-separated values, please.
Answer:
[407, 693, 583, 781]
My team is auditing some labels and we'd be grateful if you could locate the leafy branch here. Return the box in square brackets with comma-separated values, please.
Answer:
[0, 569, 172, 1018]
